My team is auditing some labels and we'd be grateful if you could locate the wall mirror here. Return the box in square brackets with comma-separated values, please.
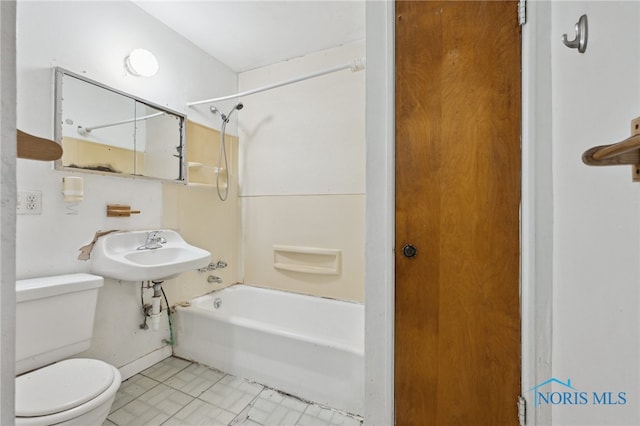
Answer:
[54, 68, 186, 182]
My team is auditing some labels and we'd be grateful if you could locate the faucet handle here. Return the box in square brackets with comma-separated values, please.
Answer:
[197, 260, 227, 272]
[137, 230, 166, 250]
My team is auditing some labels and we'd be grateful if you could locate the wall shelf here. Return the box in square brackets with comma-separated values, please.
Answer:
[17, 130, 62, 161]
[273, 245, 341, 275]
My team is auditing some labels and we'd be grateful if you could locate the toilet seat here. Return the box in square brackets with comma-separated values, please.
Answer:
[16, 358, 120, 425]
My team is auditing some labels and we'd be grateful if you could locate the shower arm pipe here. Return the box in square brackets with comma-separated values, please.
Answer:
[187, 58, 366, 107]
[78, 111, 164, 134]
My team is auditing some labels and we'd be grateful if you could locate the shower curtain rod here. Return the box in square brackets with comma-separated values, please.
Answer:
[187, 57, 366, 107]
[77, 111, 164, 135]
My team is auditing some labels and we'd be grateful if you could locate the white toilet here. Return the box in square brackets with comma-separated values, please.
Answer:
[15, 273, 121, 425]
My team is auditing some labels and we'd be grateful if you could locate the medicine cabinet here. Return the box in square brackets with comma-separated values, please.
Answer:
[54, 68, 186, 182]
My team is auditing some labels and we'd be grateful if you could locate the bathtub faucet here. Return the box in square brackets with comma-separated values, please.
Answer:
[137, 231, 167, 250]
[198, 260, 228, 272]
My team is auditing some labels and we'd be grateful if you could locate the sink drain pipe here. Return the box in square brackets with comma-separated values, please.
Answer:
[150, 281, 163, 331]
[139, 281, 175, 346]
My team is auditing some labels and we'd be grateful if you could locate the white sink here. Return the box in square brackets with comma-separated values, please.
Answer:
[90, 230, 211, 281]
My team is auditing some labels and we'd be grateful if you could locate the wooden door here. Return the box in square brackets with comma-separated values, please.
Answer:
[395, 1, 521, 425]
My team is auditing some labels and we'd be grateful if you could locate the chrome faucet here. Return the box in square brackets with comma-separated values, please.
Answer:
[137, 231, 167, 250]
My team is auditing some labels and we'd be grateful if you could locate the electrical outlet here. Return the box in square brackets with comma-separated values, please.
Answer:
[17, 190, 42, 215]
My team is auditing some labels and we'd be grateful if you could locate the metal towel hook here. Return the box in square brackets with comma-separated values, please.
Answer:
[562, 14, 588, 53]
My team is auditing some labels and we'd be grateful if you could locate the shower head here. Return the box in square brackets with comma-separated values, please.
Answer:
[224, 103, 243, 123]
[210, 102, 244, 123]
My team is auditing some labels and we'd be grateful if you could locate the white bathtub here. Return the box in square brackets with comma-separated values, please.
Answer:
[174, 284, 364, 415]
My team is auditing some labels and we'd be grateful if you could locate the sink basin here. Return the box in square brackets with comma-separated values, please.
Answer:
[90, 230, 211, 281]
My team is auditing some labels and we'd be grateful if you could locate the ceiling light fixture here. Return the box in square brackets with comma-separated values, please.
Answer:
[125, 48, 159, 77]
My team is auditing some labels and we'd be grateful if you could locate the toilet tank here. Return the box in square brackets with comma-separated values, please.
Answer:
[15, 273, 103, 375]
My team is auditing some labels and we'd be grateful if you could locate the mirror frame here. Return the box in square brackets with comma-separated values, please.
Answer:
[53, 67, 187, 183]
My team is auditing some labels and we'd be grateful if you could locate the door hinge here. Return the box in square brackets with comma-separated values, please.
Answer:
[518, 0, 527, 26]
[518, 395, 527, 426]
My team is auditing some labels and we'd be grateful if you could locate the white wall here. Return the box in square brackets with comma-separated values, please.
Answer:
[238, 41, 365, 302]
[239, 41, 365, 196]
[549, 2, 639, 425]
[16, 1, 237, 374]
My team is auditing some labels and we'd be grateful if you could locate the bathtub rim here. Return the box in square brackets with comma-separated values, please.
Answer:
[176, 284, 364, 357]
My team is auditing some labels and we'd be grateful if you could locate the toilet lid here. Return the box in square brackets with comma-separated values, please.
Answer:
[15, 358, 115, 417]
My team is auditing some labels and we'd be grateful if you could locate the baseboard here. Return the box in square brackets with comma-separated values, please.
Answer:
[118, 345, 173, 381]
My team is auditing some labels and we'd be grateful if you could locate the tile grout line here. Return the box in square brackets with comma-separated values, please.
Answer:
[226, 387, 265, 426]
[160, 373, 238, 426]
[108, 359, 196, 425]
[107, 357, 363, 426]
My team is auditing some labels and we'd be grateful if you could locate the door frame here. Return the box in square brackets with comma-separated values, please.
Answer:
[520, 2, 553, 425]
[363, 1, 553, 425]
[0, 1, 17, 424]
[364, 1, 395, 425]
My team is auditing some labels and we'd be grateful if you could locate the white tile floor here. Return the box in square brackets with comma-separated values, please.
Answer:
[104, 357, 363, 426]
